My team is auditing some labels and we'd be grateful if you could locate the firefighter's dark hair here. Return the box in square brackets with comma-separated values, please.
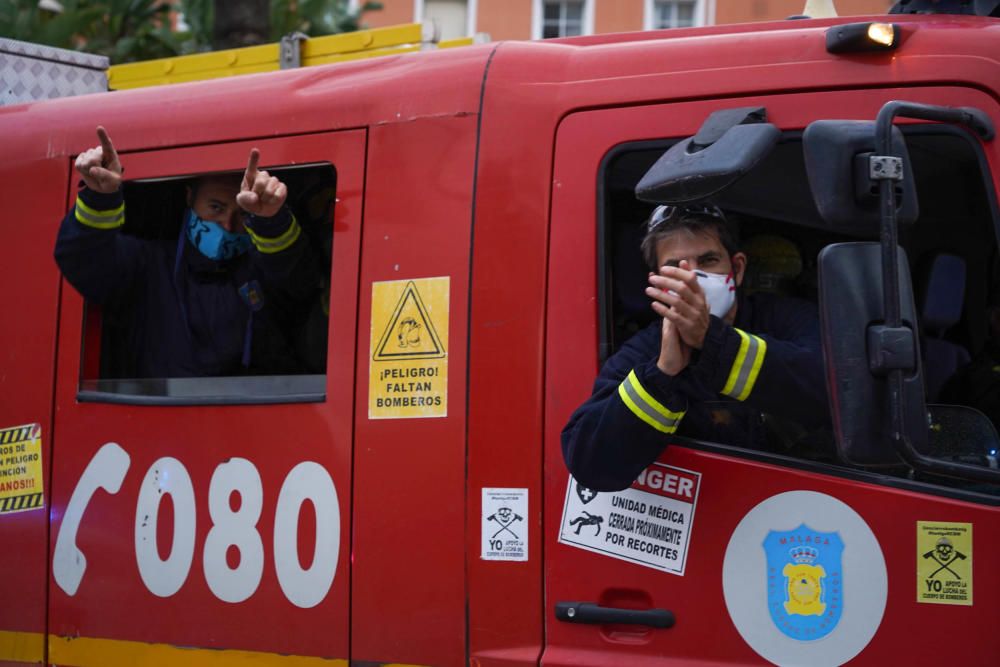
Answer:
[640, 204, 739, 269]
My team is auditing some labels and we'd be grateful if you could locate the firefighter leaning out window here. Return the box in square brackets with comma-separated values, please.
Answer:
[54, 127, 320, 380]
[561, 204, 829, 491]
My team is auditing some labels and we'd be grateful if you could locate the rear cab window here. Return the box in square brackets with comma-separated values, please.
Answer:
[77, 164, 334, 404]
[58, 133, 363, 405]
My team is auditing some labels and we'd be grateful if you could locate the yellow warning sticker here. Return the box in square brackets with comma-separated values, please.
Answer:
[0, 423, 44, 515]
[369, 277, 449, 419]
[917, 521, 972, 606]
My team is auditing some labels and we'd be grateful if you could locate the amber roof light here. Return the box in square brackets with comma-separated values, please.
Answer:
[826, 22, 899, 54]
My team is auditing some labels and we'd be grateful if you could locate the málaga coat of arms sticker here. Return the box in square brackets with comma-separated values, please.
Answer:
[763, 524, 844, 641]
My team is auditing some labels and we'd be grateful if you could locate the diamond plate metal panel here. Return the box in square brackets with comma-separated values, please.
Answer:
[0, 38, 108, 106]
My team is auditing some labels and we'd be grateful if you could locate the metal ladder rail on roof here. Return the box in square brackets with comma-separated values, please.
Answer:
[107, 22, 478, 91]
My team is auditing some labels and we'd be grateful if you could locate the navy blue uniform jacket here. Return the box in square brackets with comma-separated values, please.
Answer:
[562, 293, 828, 491]
[54, 187, 318, 378]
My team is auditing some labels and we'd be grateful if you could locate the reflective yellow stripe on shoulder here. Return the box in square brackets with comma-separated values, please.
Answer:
[75, 197, 125, 229]
[720, 328, 767, 401]
[618, 369, 685, 433]
[246, 214, 301, 254]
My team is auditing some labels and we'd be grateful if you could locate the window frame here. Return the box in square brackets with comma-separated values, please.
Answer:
[413, 0, 478, 40]
[532, 0, 594, 40]
[643, 0, 705, 30]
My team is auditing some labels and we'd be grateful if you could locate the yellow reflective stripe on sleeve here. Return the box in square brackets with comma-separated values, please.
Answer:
[720, 329, 750, 397]
[618, 369, 685, 433]
[720, 328, 767, 401]
[75, 197, 124, 229]
[246, 214, 301, 254]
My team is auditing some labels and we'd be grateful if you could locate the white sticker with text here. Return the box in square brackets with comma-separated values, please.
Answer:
[559, 463, 701, 575]
[481, 488, 528, 562]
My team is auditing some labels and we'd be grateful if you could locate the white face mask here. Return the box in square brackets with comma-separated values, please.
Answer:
[695, 270, 736, 318]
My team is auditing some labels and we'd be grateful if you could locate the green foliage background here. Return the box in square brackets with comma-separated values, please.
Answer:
[0, 0, 382, 64]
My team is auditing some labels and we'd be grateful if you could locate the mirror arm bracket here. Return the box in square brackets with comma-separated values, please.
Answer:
[867, 325, 915, 376]
[869, 155, 903, 181]
[873, 101, 999, 484]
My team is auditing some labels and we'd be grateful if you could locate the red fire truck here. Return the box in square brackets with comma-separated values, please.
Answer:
[1, 2, 998, 665]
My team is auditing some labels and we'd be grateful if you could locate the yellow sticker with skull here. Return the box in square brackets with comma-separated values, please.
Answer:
[917, 521, 972, 605]
[369, 277, 449, 419]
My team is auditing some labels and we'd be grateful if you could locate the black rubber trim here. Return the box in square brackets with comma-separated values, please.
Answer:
[76, 390, 325, 406]
[671, 436, 1000, 506]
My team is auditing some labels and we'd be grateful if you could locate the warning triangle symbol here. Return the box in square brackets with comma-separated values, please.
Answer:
[373, 281, 446, 361]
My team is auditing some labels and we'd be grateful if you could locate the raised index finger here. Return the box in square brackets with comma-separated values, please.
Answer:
[244, 149, 260, 187]
[96, 126, 118, 162]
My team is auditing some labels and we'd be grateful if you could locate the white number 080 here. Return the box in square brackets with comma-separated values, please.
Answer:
[52, 443, 340, 609]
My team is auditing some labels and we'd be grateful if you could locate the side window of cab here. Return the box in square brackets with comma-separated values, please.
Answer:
[599, 136, 844, 462]
[599, 123, 1000, 495]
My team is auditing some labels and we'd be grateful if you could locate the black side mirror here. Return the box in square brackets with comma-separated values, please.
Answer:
[818, 101, 998, 484]
[818, 242, 927, 465]
[803, 120, 919, 235]
[635, 107, 780, 204]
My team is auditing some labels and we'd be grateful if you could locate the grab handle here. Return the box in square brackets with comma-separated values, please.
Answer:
[554, 602, 674, 629]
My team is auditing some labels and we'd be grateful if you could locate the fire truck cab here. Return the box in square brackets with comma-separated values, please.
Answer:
[1, 3, 999, 666]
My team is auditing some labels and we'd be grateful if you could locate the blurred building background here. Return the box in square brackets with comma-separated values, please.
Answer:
[352, 0, 895, 41]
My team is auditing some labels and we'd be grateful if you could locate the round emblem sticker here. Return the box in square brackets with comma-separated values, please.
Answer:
[722, 491, 887, 666]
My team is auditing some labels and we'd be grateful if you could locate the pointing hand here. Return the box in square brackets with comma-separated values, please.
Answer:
[236, 148, 288, 218]
[75, 126, 122, 194]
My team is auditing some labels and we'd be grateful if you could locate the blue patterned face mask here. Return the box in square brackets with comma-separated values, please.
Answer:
[184, 209, 251, 261]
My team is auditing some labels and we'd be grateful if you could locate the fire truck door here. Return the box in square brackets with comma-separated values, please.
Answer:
[47, 130, 364, 664]
[542, 90, 1000, 666]
[0, 158, 67, 667]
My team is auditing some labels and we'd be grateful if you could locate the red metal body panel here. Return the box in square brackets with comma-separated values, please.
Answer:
[0, 158, 66, 657]
[351, 115, 477, 666]
[464, 43, 561, 667]
[1, 43, 492, 168]
[46, 132, 365, 657]
[0, 11, 997, 667]
[0, 40, 490, 665]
